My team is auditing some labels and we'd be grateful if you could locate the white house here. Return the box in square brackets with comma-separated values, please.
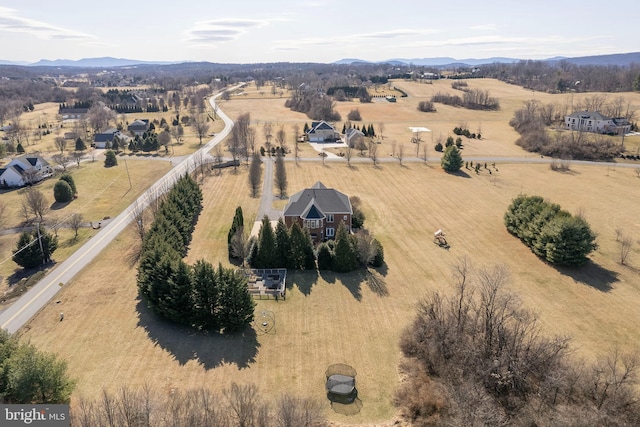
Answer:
[0, 154, 53, 188]
[564, 111, 631, 135]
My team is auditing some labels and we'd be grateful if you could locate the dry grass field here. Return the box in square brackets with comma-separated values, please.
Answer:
[13, 79, 640, 424]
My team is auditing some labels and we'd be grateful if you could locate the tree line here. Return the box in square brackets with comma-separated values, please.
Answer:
[230, 212, 384, 273]
[504, 195, 598, 265]
[71, 382, 326, 427]
[137, 174, 254, 331]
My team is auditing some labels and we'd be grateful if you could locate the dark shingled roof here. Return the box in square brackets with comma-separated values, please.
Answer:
[284, 181, 351, 218]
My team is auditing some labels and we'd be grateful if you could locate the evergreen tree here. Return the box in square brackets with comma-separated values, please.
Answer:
[111, 137, 120, 152]
[0, 331, 75, 403]
[59, 174, 77, 196]
[104, 150, 118, 167]
[217, 265, 255, 332]
[228, 206, 244, 258]
[255, 216, 277, 268]
[539, 215, 598, 265]
[12, 229, 58, 269]
[75, 137, 86, 151]
[289, 222, 316, 270]
[53, 180, 73, 203]
[274, 218, 291, 268]
[16, 143, 25, 154]
[371, 238, 385, 267]
[161, 259, 193, 325]
[191, 260, 220, 330]
[317, 243, 334, 270]
[441, 145, 463, 172]
[332, 223, 358, 272]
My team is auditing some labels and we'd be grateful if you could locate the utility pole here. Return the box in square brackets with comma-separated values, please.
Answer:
[124, 158, 132, 190]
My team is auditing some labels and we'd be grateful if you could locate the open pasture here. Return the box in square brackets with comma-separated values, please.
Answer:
[19, 156, 640, 424]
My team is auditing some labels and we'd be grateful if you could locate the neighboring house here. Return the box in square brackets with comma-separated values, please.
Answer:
[564, 111, 631, 135]
[0, 154, 53, 188]
[59, 108, 89, 120]
[344, 127, 364, 148]
[307, 121, 340, 142]
[127, 119, 149, 136]
[283, 181, 352, 243]
[94, 128, 121, 149]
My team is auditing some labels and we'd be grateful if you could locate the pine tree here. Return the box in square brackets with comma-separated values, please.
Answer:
[317, 243, 334, 270]
[333, 223, 358, 273]
[217, 265, 255, 332]
[53, 180, 73, 203]
[75, 137, 86, 151]
[161, 260, 193, 325]
[256, 216, 276, 268]
[228, 206, 244, 257]
[274, 218, 291, 268]
[440, 145, 463, 172]
[12, 229, 58, 269]
[191, 260, 220, 329]
[289, 222, 316, 270]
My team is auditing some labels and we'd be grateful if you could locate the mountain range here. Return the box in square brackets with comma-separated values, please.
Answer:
[0, 52, 639, 68]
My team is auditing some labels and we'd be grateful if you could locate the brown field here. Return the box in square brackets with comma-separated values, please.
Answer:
[13, 79, 640, 424]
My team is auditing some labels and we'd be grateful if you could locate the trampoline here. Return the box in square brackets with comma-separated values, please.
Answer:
[325, 364, 362, 414]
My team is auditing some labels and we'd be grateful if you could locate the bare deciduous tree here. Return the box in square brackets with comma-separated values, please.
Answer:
[248, 153, 262, 198]
[55, 137, 67, 153]
[0, 201, 6, 230]
[263, 121, 273, 155]
[619, 235, 633, 265]
[345, 144, 353, 167]
[67, 213, 84, 239]
[274, 152, 287, 198]
[276, 126, 286, 152]
[369, 140, 378, 166]
[230, 227, 248, 266]
[190, 114, 210, 145]
[23, 187, 49, 221]
[398, 143, 404, 166]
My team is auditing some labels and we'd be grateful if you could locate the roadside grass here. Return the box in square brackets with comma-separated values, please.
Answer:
[19, 159, 640, 425]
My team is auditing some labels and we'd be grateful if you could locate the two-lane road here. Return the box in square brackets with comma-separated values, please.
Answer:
[0, 84, 243, 334]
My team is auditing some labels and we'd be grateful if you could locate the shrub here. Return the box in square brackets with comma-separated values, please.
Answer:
[434, 142, 443, 152]
[59, 173, 76, 195]
[371, 239, 384, 267]
[347, 108, 362, 121]
[417, 101, 436, 112]
[53, 180, 73, 203]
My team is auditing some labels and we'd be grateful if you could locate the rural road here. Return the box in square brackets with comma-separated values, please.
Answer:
[0, 84, 244, 334]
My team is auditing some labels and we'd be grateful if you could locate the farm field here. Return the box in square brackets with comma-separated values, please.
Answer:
[12, 78, 640, 424]
[19, 158, 640, 424]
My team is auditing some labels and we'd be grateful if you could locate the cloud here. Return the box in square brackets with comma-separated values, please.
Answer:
[185, 19, 268, 46]
[355, 29, 439, 39]
[0, 7, 95, 41]
[470, 24, 497, 31]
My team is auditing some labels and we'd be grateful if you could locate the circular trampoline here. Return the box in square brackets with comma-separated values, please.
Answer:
[325, 364, 362, 415]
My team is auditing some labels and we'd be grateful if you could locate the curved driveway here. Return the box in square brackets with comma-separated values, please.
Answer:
[0, 84, 243, 334]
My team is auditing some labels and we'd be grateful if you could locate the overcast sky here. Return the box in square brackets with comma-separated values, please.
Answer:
[1, 0, 638, 64]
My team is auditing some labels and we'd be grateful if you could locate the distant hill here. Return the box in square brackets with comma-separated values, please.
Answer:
[0, 59, 30, 66]
[335, 52, 640, 67]
[549, 52, 640, 66]
[28, 57, 179, 67]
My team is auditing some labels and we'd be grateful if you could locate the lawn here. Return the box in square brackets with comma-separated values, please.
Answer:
[19, 159, 640, 424]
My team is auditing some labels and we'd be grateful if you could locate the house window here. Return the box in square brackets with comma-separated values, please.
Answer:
[343, 215, 348, 220]
[326, 227, 335, 237]
[327, 214, 334, 223]
[305, 219, 319, 228]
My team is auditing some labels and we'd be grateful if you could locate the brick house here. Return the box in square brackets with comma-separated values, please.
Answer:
[283, 181, 352, 243]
